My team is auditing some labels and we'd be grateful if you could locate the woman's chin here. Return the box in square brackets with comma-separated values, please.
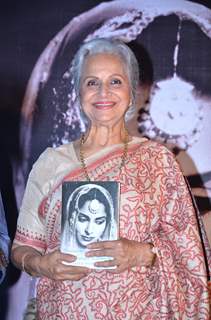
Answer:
[77, 237, 96, 248]
[90, 116, 123, 127]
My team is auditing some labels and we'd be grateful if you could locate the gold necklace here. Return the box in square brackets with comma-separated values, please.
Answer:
[79, 131, 129, 181]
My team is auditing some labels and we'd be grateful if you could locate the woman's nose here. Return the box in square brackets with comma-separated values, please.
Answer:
[99, 82, 110, 96]
[85, 223, 92, 235]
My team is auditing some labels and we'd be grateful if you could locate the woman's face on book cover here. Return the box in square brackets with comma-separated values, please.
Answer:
[75, 199, 107, 247]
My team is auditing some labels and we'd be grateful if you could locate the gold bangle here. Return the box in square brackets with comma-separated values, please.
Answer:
[21, 252, 32, 274]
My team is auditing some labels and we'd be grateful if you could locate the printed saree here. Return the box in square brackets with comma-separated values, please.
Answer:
[14, 137, 210, 319]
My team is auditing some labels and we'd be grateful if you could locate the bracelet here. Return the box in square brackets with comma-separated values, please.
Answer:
[150, 245, 158, 255]
[149, 243, 157, 266]
[21, 252, 33, 274]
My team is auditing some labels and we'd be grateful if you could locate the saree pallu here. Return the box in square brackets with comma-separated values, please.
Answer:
[14, 137, 210, 319]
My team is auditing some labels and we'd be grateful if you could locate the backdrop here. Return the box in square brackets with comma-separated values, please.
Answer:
[0, 1, 211, 319]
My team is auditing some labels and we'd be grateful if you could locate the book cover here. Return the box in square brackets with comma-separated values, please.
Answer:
[60, 181, 120, 269]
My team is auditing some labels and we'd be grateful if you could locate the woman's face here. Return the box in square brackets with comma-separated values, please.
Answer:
[75, 199, 107, 247]
[80, 53, 131, 126]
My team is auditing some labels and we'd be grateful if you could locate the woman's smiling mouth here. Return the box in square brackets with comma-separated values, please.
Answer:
[93, 101, 115, 109]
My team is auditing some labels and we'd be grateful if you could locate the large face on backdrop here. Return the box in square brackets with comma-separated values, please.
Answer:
[14, 0, 211, 241]
[80, 53, 131, 126]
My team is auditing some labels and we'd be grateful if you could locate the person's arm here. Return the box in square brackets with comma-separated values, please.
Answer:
[11, 148, 90, 281]
[0, 192, 10, 284]
[11, 244, 90, 280]
[11, 245, 42, 277]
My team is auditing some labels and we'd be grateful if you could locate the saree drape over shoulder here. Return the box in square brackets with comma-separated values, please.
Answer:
[14, 137, 210, 319]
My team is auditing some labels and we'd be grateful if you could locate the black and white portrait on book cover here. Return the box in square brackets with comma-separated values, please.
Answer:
[60, 181, 119, 268]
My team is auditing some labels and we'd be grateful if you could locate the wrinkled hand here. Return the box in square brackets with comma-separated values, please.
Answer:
[86, 238, 155, 273]
[36, 250, 91, 281]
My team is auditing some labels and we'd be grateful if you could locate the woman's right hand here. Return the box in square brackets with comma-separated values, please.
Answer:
[34, 250, 91, 281]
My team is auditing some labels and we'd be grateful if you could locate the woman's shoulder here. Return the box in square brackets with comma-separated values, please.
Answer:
[31, 142, 75, 174]
[38, 142, 74, 161]
[131, 136, 175, 160]
[132, 136, 170, 151]
[27, 142, 76, 192]
[130, 137, 182, 175]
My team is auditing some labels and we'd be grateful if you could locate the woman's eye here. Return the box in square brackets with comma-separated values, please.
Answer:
[87, 79, 98, 87]
[110, 79, 122, 86]
[78, 213, 89, 222]
[95, 217, 106, 225]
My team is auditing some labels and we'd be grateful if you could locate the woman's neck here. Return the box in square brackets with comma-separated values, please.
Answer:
[85, 124, 128, 147]
[76, 123, 130, 158]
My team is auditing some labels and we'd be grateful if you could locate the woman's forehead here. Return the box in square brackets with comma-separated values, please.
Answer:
[81, 53, 128, 77]
[79, 200, 107, 217]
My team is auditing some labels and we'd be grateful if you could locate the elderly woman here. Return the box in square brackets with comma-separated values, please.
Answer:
[11, 38, 210, 319]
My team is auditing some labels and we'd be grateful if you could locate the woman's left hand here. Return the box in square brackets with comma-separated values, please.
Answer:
[86, 238, 156, 273]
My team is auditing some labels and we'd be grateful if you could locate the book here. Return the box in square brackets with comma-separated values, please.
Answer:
[60, 181, 120, 269]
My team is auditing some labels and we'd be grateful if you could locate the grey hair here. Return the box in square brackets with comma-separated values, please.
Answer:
[71, 38, 140, 121]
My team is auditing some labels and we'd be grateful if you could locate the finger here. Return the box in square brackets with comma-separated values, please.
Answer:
[94, 259, 117, 268]
[87, 240, 117, 250]
[61, 263, 91, 274]
[59, 256, 77, 265]
[68, 266, 91, 274]
[68, 273, 88, 281]
[51, 265, 91, 281]
[86, 249, 114, 258]
[55, 272, 88, 281]
[59, 252, 77, 262]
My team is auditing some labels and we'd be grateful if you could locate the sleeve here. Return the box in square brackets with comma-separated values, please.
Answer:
[13, 148, 55, 254]
[148, 145, 210, 318]
[0, 192, 10, 284]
